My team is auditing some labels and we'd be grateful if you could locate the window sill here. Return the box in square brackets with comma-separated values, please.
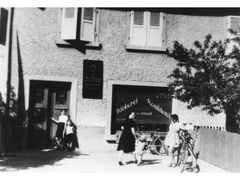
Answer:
[56, 39, 102, 48]
[125, 45, 166, 52]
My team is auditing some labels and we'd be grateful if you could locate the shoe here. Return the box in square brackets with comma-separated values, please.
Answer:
[168, 163, 173, 167]
[118, 161, 123, 166]
[172, 164, 177, 168]
[187, 167, 193, 172]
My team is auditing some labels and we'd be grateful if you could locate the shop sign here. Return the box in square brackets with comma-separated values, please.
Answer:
[82, 59, 103, 99]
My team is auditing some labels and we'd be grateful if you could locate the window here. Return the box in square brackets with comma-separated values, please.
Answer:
[57, 7, 100, 47]
[55, 90, 67, 105]
[227, 16, 240, 36]
[35, 88, 44, 104]
[126, 10, 166, 51]
[226, 16, 240, 54]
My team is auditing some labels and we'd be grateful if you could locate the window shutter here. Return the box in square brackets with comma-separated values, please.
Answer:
[130, 11, 147, 46]
[61, 7, 78, 40]
[147, 12, 162, 47]
[161, 13, 166, 48]
[230, 17, 240, 34]
[80, 7, 95, 42]
[0, 8, 8, 45]
[226, 16, 240, 54]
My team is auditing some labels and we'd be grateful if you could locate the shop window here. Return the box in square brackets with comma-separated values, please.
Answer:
[112, 85, 172, 133]
[126, 10, 166, 51]
[56, 7, 100, 47]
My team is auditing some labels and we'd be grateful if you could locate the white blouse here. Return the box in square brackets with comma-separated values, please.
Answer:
[66, 126, 74, 135]
[58, 115, 68, 123]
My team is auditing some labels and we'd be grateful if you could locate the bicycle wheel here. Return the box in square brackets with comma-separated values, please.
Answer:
[179, 148, 188, 173]
[149, 136, 162, 155]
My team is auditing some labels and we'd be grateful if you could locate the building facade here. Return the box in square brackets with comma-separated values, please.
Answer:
[1, 7, 240, 152]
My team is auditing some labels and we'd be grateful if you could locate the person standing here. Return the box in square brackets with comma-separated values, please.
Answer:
[64, 118, 76, 151]
[164, 114, 184, 167]
[50, 109, 68, 149]
[117, 111, 138, 166]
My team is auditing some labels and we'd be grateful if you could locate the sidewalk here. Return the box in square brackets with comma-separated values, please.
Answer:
[0, 148, 229, 173]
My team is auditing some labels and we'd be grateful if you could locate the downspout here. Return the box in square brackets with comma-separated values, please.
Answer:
[2, 7, 14, 156]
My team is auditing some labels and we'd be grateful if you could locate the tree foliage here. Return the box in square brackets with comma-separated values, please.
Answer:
[167, 30, 240, 118]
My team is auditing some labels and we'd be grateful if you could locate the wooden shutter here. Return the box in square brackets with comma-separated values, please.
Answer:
[0, 8, 8, 45]
[161, 13, 166, 48]
[230, 16, 240, 34]
[80, 7, 95, 42]
[130, 11, 147, 46]
[60, 7, 78, 40]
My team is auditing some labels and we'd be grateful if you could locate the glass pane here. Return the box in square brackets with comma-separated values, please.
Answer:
[83, 8, 94, 21]
[55, 91, 67, 105]
[65, 8, 75, 18]
[35, 89, 44, 104]
[150, 12, 160, 26]
[134, 11, 144, 25]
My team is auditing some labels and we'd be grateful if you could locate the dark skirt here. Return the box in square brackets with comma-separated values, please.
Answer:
[65, 134, 74, 144]
[55, 122, 65, 139]
[117, 131, 135, 153]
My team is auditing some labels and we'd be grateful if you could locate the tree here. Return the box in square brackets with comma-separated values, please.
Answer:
[167, 30, 240, 132]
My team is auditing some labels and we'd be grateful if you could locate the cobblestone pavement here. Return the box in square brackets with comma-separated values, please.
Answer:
[0, 148, 229, 174]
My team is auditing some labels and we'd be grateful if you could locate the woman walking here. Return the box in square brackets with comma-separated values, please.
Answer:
[117, 111, 138, 166]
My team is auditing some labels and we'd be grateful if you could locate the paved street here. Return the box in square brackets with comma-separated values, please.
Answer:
[0, 148, 229, 174]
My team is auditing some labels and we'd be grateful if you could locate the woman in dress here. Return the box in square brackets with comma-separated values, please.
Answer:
[164, 114, 184, 167]
[51, 109, 68, 149]
[117, 111, 138, 166]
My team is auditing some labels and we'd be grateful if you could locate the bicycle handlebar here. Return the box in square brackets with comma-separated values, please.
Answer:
[179, 129, 192, 141]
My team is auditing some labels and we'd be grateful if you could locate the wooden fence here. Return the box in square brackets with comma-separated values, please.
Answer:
[197, 128, 240, 173]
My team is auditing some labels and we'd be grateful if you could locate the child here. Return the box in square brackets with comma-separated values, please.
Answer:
[64, 118, 75, 151]
[134, 135, 148, 166]
[165, 114, 185, 167]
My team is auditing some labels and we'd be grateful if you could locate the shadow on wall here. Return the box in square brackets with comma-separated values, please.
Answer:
[57, 39, 102, 55]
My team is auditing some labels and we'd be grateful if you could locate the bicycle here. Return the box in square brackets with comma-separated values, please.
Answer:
[135, 130, 168, 155]
[177, 129, 199, 173]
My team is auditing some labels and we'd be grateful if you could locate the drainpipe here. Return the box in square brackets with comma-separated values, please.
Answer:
[2, 7, 14, 156]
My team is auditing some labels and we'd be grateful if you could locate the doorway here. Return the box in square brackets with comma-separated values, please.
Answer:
[28, 80, 71, 148]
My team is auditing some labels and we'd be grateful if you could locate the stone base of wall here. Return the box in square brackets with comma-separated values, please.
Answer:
[76, 126, 117, 153]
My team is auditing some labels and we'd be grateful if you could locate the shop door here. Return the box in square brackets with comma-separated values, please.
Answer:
[28, 81, 71, 148]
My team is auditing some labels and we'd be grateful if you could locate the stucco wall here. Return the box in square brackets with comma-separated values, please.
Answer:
[166, 14, 226, 48]
[9, 8, 228, 150]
